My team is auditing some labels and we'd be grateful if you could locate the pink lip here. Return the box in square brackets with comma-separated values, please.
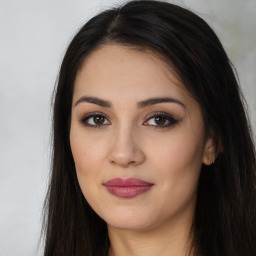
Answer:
[104, 178, 153, 198]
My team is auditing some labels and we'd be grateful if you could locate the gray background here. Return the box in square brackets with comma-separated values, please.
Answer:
[0, 0, 255, 255]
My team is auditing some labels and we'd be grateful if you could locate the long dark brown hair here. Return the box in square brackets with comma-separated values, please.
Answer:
[42, 1, 256, 255]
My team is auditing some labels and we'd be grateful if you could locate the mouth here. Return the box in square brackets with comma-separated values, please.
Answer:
[103, 177, 154, 198]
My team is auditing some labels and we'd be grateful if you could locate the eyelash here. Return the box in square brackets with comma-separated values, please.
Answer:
[80, 112, 110, 128]
[144, 112, 178, 128]
[80, 111, 178, 129]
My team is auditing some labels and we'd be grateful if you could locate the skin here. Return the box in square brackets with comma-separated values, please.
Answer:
[70, 44, 215, 256]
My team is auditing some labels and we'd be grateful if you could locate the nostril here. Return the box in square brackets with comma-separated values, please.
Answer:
[128, 161, 136, 165]
[108, 138, 146, 167]
[110, 159, 138, 167]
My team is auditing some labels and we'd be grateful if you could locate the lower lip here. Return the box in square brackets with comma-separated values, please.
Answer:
[104, 185, 153, 198]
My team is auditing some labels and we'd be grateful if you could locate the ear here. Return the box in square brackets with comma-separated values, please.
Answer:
[202, 137, 216, 166]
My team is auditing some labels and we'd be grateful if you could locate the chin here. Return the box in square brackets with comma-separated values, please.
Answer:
[101, 210, 159, 231]
[107, 219, 154, 231]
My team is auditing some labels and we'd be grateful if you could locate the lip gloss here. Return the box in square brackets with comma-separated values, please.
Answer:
[104, 178, 153, 198]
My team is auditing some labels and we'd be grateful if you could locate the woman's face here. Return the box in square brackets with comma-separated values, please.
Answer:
[70, 44, 213, 231]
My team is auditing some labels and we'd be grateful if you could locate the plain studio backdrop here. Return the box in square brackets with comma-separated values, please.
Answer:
[0, 0, 255, 255]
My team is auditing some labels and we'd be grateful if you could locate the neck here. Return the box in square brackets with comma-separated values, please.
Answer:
[107, 213, 195, 256]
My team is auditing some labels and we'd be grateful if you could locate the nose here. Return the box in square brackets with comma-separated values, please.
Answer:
[109, 127, 146, 168]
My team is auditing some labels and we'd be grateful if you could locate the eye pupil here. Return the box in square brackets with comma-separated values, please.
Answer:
[94, 116, 105, 124]
[155, 116, 166, 125]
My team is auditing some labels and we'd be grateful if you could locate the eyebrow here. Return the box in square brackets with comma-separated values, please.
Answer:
[74, 96, 185, 109]
[137, 97, 185, 108]
[74, 96, 112, 107]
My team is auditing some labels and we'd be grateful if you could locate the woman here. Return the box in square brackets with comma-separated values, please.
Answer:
[43, 1, 256, 255]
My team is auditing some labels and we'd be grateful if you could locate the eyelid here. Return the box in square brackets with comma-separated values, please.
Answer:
[79, 111, 178, 129]
[80, 112, 111, 128]
[143, 111, 178, 128]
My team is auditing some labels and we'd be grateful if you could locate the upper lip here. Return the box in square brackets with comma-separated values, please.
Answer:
[104, 177, 153, 186]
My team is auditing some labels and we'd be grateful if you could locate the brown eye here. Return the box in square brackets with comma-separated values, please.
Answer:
[93, 116, 105, 125]
[81, 113, 110, 127]
[154, 116, 167, 126]
[144, 112, 177, 128]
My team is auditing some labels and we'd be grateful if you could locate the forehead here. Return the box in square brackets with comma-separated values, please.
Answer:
[73, 44, 191, 104]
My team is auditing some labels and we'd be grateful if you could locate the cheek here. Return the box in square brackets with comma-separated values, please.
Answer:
[70, 124, 105, 169]
[147, 127, 204, 202]
[149, 128, 205, 173]
[70, 137, 102, 210]
[69, 127, 107, 195]
[156, 147, 201, 195]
